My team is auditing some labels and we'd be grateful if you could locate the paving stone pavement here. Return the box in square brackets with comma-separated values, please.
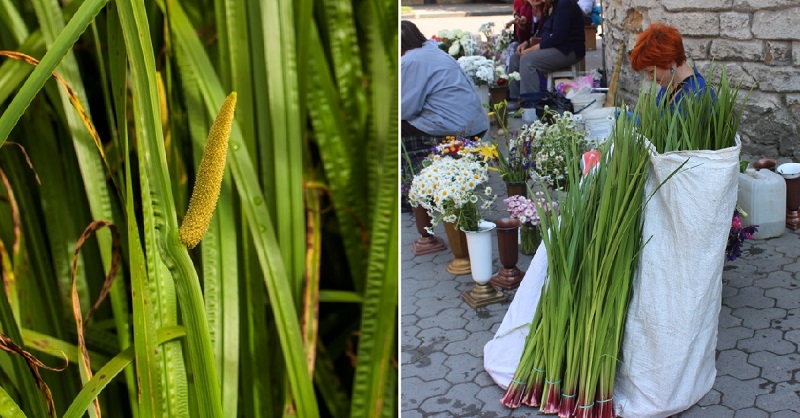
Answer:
[400, 124, 800, 417]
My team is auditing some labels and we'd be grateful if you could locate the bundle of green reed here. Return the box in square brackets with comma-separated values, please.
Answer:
[637, 64, 748, 153]
[501, 108, 650, 417]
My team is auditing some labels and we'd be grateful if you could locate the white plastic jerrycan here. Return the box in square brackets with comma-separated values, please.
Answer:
[737, 167, 786, 239]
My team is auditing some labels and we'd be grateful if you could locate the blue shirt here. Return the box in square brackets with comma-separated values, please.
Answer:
[401, 41, 489, 137]
[656, 69, 711, 108]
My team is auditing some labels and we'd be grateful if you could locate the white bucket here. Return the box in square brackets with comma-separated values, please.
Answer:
[522, 108, 538, 124]
[571, 92, 605, 113]
[583, 107, 616, 144]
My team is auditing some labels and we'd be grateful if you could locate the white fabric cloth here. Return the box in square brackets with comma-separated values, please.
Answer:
[484, 138, 741, 417]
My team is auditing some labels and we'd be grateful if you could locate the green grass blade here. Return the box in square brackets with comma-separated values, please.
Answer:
[105, 2, 139, 413]
[0, 32, 44, 106]
[164, 1, 317, 415]
[0, 383, 26, 418]
[115, 1, 222, 415]
[0, 0, 29, 44]
[350, 3, 398, 411]
[0, 278, 49, 417]
[305, 21, 364, 286]
[255, 0, 306, 300]
[21, 329, 110, 370]
[0, 0, 108, 145]
[62, 326, 187, 418]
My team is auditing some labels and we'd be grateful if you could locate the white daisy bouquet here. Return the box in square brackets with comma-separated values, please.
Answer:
[522, 110, 588, 191]
[408, 153, 497, 232]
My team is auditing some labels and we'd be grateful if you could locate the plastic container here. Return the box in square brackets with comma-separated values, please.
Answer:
[583, 107, 616, 145]
[737, 168, 786, 239]
[571, 92, 605, 113]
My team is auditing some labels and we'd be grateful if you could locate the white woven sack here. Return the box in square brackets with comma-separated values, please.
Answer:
[614, 137, 741, 417]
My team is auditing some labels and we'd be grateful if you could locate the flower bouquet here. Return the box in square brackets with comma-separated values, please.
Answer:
[726, 208, 758, 262]
[433, 29, 477, 59]
[490, 65, 520, 89]
[478, 21, 516, 62]
[457, 55, 495, 86]
[524, 110, 588, 191]
[476, 104, 534, 184]
[430, 135, 482, 159]
[408, 153, 496, 233]
[503, 193, 558, 255]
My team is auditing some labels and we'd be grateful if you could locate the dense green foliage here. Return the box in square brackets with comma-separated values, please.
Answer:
[0, 0, 397, 417]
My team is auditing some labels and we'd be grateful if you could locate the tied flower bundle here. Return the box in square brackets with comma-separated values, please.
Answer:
[478, 21, 516, 62]
[503, 193, 557, 227]
[501, 110, 649, 417]
[477, 105, 535, 183]
[408, 153, 497, 233]
[431, 135, 481, 159]
[433, 29, 477, 59]
[524, 110, 588, 191]
[726, 208, 758, 262]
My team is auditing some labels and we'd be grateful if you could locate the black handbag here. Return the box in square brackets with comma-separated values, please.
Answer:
[520, 91, 574, 123]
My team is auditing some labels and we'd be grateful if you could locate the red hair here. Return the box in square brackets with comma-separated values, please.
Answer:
[630, 23, 687, 71]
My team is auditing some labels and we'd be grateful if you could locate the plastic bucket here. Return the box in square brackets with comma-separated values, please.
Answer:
[583, 107, 616, 143]
[571, 92, 605, 113]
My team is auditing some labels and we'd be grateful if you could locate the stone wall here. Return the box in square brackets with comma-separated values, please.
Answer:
[603, 0, 800, 160]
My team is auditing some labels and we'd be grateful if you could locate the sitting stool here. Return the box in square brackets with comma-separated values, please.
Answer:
[546, 63, 579, 92]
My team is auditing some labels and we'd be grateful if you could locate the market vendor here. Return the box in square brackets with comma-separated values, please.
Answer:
[401, 20, 488, 140]
[629, 22, 710, 106]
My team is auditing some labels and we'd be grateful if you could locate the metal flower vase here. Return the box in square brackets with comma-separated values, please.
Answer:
[490, 218, 525, 290]
[505, 181, 527, 198]
[411, 205, 446, 256]
[461, 221, 506, 308]
[443, 221, 471, 275]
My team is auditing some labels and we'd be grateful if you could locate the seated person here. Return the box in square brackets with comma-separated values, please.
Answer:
[516, 0, 586, 95]
[401, 20, 488, 140]
[505, 0, 537, 109]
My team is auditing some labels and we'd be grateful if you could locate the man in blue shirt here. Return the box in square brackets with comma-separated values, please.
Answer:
[401, 21, 489, 139]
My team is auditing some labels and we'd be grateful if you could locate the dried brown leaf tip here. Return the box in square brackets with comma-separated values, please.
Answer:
[179, 92, 237, 248]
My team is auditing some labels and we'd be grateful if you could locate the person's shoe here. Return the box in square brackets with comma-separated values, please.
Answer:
[506, 100, 520, 112]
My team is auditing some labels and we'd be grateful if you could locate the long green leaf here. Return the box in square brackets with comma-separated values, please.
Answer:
[0, 0, 107, 146]
[62, 326, 187, 418]
[0, 384, 26, 418]
[163, 1, 317, 415]
[114, 1, 222, 416]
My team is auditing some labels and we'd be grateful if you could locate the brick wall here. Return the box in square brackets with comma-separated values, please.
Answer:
[603, 0, 800, 159]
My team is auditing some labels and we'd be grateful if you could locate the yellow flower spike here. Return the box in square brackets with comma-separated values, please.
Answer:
[179, 92, 238, 248]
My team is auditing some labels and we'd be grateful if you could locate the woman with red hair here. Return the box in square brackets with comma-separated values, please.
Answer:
[630, 23, 709, 106]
